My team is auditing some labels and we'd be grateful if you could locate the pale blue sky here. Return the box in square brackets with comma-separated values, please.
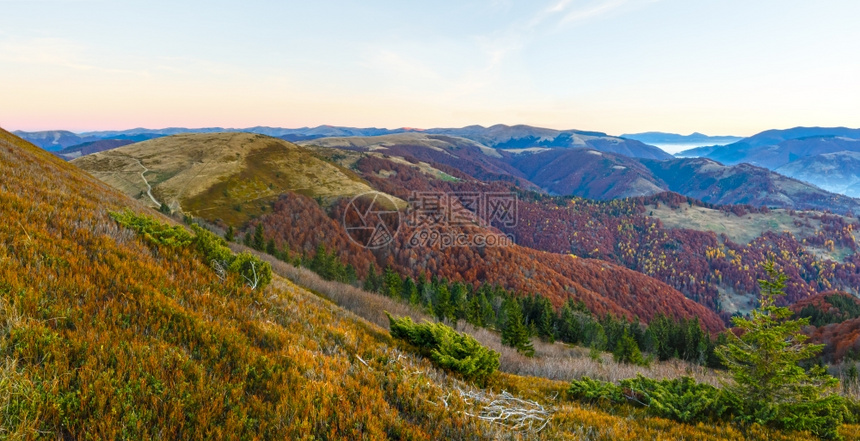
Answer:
[2, 0, 858, 136]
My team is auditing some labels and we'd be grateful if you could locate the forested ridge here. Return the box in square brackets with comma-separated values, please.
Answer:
[4, 128, 860, 439]
[352, 154, 860, 320]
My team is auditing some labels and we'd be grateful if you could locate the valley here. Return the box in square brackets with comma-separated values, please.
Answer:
[6, 125, 860, 440]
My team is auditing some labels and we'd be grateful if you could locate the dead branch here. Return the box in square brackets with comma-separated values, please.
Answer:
[454, 387, 553, 433]
[211, 259, 227, 282]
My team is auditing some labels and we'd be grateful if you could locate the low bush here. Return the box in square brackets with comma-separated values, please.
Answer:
[569, 375, 733, 424]
[111, 210, 272, 291]
[567, 376, 624, 404]
[387, 313, 499, 383]
[110, 209, 194, 248]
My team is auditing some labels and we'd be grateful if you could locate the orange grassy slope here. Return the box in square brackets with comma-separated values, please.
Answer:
[0, 128, 491, 439]
[1, 128, 856, 440]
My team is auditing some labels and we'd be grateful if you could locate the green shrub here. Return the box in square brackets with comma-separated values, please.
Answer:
[230, 252, 273, 290]
[569, 375, 734, 424]
[620, 375, 733, 423]
[843, 397, 860, 424]
[777, 394, 845, 440]
[568, 376, 624, 404]
[387, 313, 499, 383]
[110, 209, 193, 248]
[189, 224, 234, 265]
[111, 210, 272, 291]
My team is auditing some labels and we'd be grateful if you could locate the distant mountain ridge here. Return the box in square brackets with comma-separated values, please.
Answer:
[56, 139, 136, 160]
[11, 130, 98, 151]
[301, 131, 860, 214]
[775, 151, 860, 198]
[677, 127, 860, 165]
[15, 123, 673, 160]
[676, 127, 860, 198]
[622, 131, 741, 145]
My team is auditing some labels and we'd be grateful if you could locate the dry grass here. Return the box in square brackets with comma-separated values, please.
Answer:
[73, 132, 386, 224]
[0, 299, 40, 440]
[648, 204, 822, 245]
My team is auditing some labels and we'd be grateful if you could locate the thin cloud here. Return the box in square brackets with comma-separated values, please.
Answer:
[561, 0, 629, 24]
[560, 0, 664, 26]
[0, 37, 142, 76]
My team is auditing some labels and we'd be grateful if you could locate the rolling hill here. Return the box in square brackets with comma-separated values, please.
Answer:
[343, 150, 860, 317]
[303, 131, 860, 213]
[69, 130, 724, 331]
[5, 127, 848, 441]
[55, 139, 136, 160]
[72, 133, 384, 225]
[299, 132, 533, 185]
[675, 127, 860, 198]
[253, 187, 726, 332]
[0, 127, 550, 440]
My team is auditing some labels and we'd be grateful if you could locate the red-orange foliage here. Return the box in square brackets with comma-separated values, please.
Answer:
[355, 155, 860, 321]
[792, 291, 860, 362]
[250, 163, 725, 332]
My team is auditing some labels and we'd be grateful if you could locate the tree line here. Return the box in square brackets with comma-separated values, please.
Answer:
[240, 224, 718, 365]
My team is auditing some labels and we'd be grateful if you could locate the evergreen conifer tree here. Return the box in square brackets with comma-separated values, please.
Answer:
[501, 299, 534, 357]
[363, 262, 381, 293]
[434, 283, 453, 322]
[717, 260, 843, 439]
[252, 223, 265, 250]
[613, 328, 647, 366]
[383, 266, 402, 299]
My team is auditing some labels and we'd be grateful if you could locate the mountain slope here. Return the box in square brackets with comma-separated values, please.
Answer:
[776, 151, 860, 198]
[300, 132, 533, 186]
[0, 127, 530, 439]
[72, 133, 382, 225]
[71, 130, 724, 330]
[500, 148, 860, 213]
[511, 148, 664, 199]
[350, 156, 725, 331]
[12, 130, 96, 151]
[677, 127, 860, 168]
[6, 128, 860, 440]
[733, 127, 860, 148]
[22, 124, 673, 160]
[641, 157, 860, 213]
[55, 139, 136, 160]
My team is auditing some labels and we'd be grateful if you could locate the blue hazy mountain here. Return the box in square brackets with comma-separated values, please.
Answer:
[622, 131, 741, 146]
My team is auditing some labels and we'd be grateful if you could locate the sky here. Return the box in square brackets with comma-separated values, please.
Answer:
[2, 0, 859, 137]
